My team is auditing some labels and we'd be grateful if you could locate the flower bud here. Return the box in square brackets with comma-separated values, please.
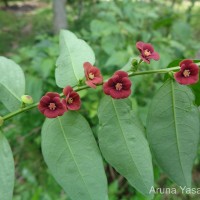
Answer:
[21, 95, 33, 104]
[131, 59, 138, 72]
[132, 59, 138, 67]
[0, 116, 4, 127]
[168, 71, 174, 78]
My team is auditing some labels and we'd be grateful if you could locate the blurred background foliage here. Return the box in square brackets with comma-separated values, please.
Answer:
[0, 0, 200, 199]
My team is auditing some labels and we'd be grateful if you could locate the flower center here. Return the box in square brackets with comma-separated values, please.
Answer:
[115, 83, 123, 91]
[144, 49, 151, 57]
[183, 69, 190, 77]
[49, 103, 56, 110]
[88, 73, 95, 80]
[67, 97, 73, 104]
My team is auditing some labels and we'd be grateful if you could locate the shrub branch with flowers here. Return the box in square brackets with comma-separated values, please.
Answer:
[0, 30, 200, 200]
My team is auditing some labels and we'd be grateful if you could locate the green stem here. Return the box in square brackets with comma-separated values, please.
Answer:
[128, 66, 180, 76]
[3, 103, 39, 121]
[1, 66, 180, 122]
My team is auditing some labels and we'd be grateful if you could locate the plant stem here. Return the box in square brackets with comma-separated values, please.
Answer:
[128, 66, 180, 76]
[3, 103, 39, 121]
[1, 66, 180, 122]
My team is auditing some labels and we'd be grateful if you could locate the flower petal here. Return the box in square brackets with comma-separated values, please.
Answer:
[83, 62, 93, 71]
[38, 104, 46, 114]
[44, 109, 59, 118]
[67, 102, 81, 110]
[63, 86, 73, 96]
[136, 41, 144, 51]
[111, 75, 121, 84]
[180, 59, 193, 68]
[46, 92, 60, 99]
[143, 43, 154, 53]
[103, 82, 111, 95]
[109, 89, 122, 99]
[92, 77, 103, 85]
[120, 89, 131, 98]
[114, 71, 129, 78]
[40, 96, 50, 104]
[86, 80, 96, 88]
[122, 77, 132, 89]
[189, 63, 199, 75]
[53, 97, 62, 104]
[149, 51, 160, 60]
[93, 68, 102, 77]
[190, 74, 199, 84]
[57, 107, 66, 116]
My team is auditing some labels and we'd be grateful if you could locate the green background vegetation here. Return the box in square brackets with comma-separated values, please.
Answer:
[1, 0, 200, 199]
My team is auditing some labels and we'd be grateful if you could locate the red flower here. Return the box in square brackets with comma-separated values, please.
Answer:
[136, 41, 160, 64]
[83, 62, 103, 88]
[38, 92, 66, 118]
[103, 71, 132, 99]
[63, 86, 81, 110]
[174, 59, 199, 85]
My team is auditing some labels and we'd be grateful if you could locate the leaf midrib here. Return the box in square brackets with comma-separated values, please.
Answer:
[57, 117, 93, 200]
[171, 80, 187, 184]
[63, 33, 79, 82]
[111, 100, 149, 192]
[0, 82, 21, 101]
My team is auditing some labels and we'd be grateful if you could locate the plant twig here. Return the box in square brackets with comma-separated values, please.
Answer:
[1, 66, 181, 122]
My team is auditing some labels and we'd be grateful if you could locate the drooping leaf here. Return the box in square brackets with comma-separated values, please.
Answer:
[147, 79, 199, 187]
[41, 112, 108, 200]
[55, 30, 95, 88]
[98, 96, 154, 197]
[0, 56, 25, 111]
[0, 132, 15, 200]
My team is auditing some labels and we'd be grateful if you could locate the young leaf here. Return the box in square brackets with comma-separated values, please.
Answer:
[55, 30, 95, 88]
[98, 96, 154, 197]
[147, 79, 200, 187]
[41, 112, 108, 200]
[0, 132, 15, 200]
[0, 56, 25, 111]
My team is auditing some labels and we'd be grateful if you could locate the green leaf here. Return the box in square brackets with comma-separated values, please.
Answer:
[105, 51, 129, 67]
[41, 112, 108, 200]
[55, 30, 95, 88]
[191, 78, 200, 106]
[167, 59, 182, 68]
[0, 56, 25, 111]
[190, 60, 200, 105]
[0, 132, 15, 200]
[172, 21, 191, 45]
[166, 59, 200, 69]
[147, 79, 200, 187]
[98, 96, 154, 197]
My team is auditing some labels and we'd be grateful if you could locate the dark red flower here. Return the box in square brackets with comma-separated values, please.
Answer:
[103, 71, 132, 99]
[63, 86, 81, 110]
[136, 41, 160, 64]
[83, 62, 103, 88]
[174, 59, 199, 85]
[38, 92, 66, 118]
